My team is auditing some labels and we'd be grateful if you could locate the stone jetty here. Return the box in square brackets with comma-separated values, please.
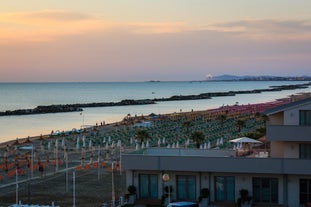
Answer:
[0, 82, 310, 116]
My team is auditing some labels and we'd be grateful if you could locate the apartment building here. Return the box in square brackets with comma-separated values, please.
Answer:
[122, 97, 311, 207]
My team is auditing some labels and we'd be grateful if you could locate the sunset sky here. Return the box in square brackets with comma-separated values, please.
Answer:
[1, 0, 311, 82]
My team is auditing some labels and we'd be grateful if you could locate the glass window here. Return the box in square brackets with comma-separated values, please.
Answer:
[176, 175, 196, 200]
[215, 176, 235, 202]
[139, 174, 158, 198]
[300, 179, 311, 204]
[300, 144, 311, 159]
[252, 177, 278, 203]
[300, 110, 311, 126]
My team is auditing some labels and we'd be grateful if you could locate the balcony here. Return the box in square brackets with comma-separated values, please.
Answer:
[266, 125, 311, 141]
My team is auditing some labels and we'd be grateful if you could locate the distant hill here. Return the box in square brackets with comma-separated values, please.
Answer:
[206, 74, 311, 81]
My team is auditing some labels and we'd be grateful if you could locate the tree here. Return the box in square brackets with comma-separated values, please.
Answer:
[182, 120, 193, 135]
[260, 114, 269, 124]
[235, 119, 246, 133]
[217, 114, 227, 128]
[135, 129, 150, 144]
[191, 131, 205, 148]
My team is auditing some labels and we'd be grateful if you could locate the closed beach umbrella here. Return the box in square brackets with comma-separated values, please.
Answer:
[130, 137, 133, 145]
[105, 142, 109, 150]
[136, 143, 139, 150]
[48, 141, 51, 150]
[162, 137, 166, 144]
[146, 140, 150, 148]
[82, 136, 86, 148]
[103, 137, 106, 144]
[111, 141, 115, 148]
[89, 139, 92, 149]
[220, 138, 223, 145]
[204, 143, 207, 149]
[41, 143, 44, 153]
[176, 142, 179, 148]
[108, 136, 111, 144]
[158, 138, 161, 147]
[117, 140, 121, 147]
[55, 139, 58, 149]
[76, 136, 80, 149]
[167, 143, 171, 148]
[207, 141, 211, 149]
[141, 141, 145, 149]
[172, 143, 175, 148]
[62, 137, 65, 147]
[216, 138, 220, 146]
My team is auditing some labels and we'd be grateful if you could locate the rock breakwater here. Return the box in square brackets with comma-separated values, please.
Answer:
[0, 82, 310, 116]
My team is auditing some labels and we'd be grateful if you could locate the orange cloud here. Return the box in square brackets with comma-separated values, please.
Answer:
[1, 10, 310, 44]
[0, 10, 199, 44]
[0, 10, 119, 43]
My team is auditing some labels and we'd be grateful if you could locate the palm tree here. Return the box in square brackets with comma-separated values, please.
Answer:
[183, 120, 193, 135]
[235, 119, 246, 133]
[191, 131, 205, 149]
[135, 129, 150, 144]
[260, 114, 269, 124]
[217, 114, 227, 128]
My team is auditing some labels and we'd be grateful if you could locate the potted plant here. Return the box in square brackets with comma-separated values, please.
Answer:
[198, 188, 210, 207]
[237, 189, 252, 207]
[126, 185, 137, 204]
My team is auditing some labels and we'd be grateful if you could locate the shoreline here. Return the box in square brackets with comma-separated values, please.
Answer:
[1, 91, 310, 149]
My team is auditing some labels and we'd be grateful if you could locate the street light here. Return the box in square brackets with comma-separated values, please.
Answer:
[162, 173, 171, 204]
[111, 162, 116, 207]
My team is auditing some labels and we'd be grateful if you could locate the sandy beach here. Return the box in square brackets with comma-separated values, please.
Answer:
[0, 93, 310, 206]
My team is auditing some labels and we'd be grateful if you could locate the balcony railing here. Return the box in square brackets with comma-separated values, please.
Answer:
[122, 153, 311, 175]
[266, 125, 311, 141]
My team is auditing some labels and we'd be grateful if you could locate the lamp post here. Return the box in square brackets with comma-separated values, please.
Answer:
[162, 173, 171, 204]
[111, 162, 116, 207]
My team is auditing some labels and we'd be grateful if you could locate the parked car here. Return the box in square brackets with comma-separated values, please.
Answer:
[167, 201, 198, 207]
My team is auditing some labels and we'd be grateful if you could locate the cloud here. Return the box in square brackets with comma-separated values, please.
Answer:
[0, 10, 197, 43]
[0, 10, 120, 43]
[21, 10, 91, 22]
[2, 9, 310, 44]
[209, 19, 311, 41]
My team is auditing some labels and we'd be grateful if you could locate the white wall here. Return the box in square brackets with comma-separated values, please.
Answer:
[283, 142, 300, 158]
[284, 103, 311, 125]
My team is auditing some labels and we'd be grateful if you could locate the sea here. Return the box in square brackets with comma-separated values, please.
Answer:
[0, 81, 310, 144]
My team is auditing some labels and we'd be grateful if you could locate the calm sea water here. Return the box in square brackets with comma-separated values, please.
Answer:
[0, 81, 310, 143]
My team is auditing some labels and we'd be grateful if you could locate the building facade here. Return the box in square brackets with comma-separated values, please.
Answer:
[122, 97, 311, 207]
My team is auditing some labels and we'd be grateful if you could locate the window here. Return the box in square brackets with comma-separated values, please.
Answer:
[300, 144, 311, 159]
[214, 176, 235, 202]
[176, 175, 196, 200]
[139, 174, 158, 198]
[300, 179, 311, 204]
[253, 177, 278, 203]
[300, 110, 311, 126]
